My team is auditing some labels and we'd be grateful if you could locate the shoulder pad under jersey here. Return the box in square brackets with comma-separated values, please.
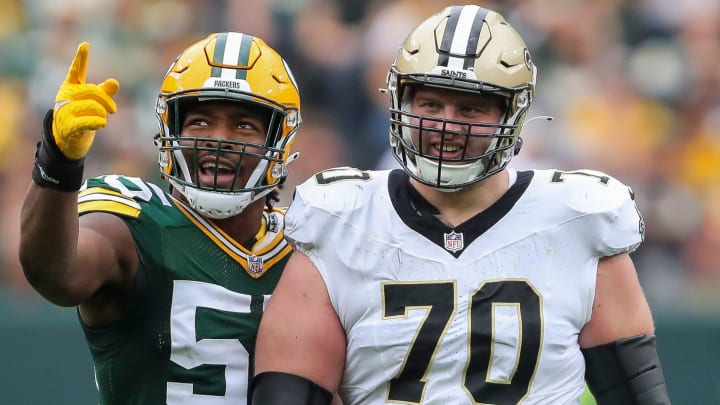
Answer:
[535, 169, 633, 214]
[78, 175, 172, 218]
[532, 169, 645, 255]
[285, 168, 388, 248]
[293, 167, 384, 212]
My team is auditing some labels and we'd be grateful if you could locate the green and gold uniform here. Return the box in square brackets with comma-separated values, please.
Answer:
[77, 174, 291, 404]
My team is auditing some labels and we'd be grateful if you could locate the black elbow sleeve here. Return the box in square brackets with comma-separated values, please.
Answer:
[251, 371, 332, 405]
[582, 334, 670, 404]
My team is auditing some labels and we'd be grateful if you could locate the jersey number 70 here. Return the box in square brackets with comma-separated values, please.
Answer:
[383, 280, 542, 405]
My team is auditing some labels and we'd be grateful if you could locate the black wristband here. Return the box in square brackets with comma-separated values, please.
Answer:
[31, 109, 85, 191]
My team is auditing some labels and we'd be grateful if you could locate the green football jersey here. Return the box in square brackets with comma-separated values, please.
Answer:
[76, 175, 292, 404]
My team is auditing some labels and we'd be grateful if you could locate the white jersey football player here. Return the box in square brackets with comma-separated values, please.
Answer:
[252, 5, 670, 405]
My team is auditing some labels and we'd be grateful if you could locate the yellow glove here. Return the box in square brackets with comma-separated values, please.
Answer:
[52, 42, 119, 160]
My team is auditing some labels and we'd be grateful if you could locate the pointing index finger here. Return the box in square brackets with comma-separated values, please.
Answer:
[65, 42, 90, 85]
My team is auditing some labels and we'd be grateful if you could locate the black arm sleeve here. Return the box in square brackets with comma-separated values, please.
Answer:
[582, 334, 671, 404]
[251, 371, 332, 405]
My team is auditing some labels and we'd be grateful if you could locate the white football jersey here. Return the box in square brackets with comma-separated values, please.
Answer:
[284, 167, 644, 405]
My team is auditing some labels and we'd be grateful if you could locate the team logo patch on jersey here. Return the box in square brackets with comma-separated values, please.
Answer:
[444, 231, 464, 253]
[248, 254, 264, 274]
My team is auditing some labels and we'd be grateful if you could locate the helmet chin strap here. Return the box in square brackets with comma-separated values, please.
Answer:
[409, 130, 500, 191]
[184, 184, 254, 218]
[170, 149, 273, 219]
[413, 155, 485, 192]
[171, 179, 273, 219]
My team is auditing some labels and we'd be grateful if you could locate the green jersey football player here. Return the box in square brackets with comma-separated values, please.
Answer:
[20, 32, 301, 404]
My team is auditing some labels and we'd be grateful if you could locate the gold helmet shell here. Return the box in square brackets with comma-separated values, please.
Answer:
[388, 5, 536, 189]
[155, 32, 301, 218]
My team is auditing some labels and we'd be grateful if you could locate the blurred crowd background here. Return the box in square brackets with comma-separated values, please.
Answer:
[3, 0, 719, 312]
[0, 0, 719, 401]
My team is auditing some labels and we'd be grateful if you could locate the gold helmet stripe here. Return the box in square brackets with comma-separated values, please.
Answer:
[439, 5, 490, 70]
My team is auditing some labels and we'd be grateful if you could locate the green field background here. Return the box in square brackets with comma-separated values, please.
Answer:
[0, 290, 716, 404]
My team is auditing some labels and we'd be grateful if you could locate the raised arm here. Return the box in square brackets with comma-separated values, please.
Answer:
[252, 251, 346, 405]
[18, 42, 134, 314]
[579, 253, 670, 404]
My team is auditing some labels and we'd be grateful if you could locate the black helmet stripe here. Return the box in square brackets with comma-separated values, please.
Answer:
[437, 5, 490, 70]
[210, 32, 253, 80]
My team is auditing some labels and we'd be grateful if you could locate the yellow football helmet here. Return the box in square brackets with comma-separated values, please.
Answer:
[155, 32, 301, 218]
[387, 5, 536, 190]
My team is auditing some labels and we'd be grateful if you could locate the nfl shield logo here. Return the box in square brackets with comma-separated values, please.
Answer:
[444, 231, 464, 253]
[248, 254, 264, 274]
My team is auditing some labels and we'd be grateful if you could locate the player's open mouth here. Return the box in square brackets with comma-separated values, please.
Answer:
[197, 159, 240, 188]
[431, 143, 465, 160]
